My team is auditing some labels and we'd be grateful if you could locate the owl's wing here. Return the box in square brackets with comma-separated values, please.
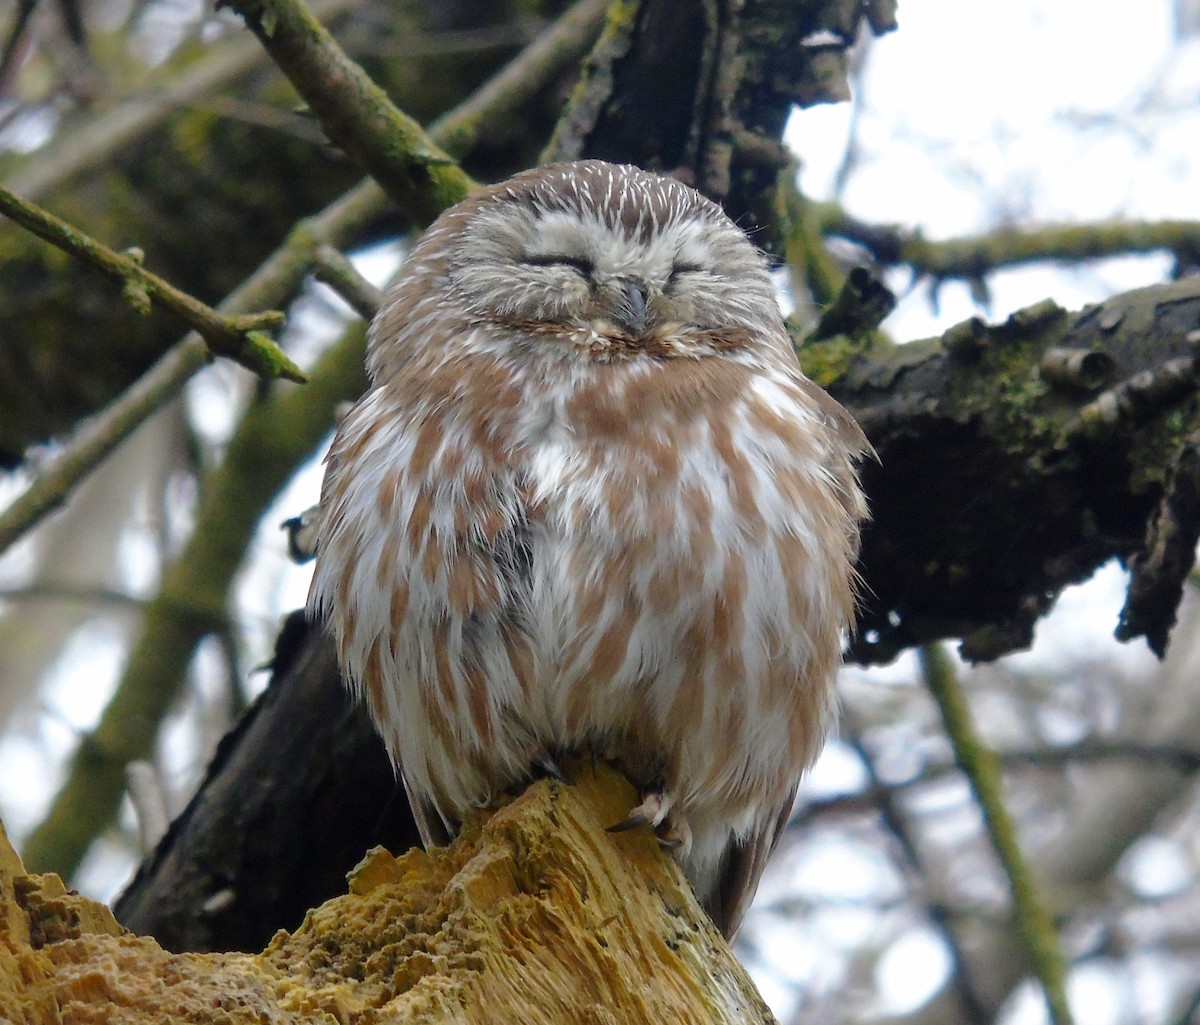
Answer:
[710, 787, 798, 940]
[795, 373, 873, 462]
[396, 492, 535, 854]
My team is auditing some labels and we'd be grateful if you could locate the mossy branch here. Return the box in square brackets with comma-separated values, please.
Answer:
[0, 184, 304, 384]
[222, 0, 476, 221]
[817, 201, 1200, 280]
[919, 644, 1073, 1025]
[774, 168, 848, 313]
[541, 0, 643, 163]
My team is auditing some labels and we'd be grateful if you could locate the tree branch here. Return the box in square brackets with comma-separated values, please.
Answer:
[222, 0, 475, 221]
[312, 244, 384, 319]
[817, 202, 1200, 281]
[919, 645, 1072, 1025]
[819, 275, 1200, 663]
[0, 184, 304, 384]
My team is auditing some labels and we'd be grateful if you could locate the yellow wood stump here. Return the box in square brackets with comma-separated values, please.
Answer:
[2, 763, 778, 1024]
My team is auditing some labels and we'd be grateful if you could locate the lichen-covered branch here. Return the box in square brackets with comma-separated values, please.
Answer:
[223, 0, 475, 221]
[817, 202, 1200, 281]
[542, 0, 643, 163]
[0, 184, 303, 384]
[920, 645, 1072, 1025]
[824, 275, 1200, 664]
[434, 0, 609, 161]
[543, 0, 896, 219]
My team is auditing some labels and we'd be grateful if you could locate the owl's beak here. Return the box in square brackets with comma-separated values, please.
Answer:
[608, 277, 651, 337]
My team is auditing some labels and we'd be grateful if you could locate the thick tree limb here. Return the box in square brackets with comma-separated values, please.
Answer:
[817, 275, 1200, 663]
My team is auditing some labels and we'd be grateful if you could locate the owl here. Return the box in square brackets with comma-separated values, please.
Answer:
[309, 160, 868, 939]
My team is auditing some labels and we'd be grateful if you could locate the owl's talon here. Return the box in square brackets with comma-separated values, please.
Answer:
[607, 785, 670, 833]
[535, 754, 573, 785]
[655, 809, 692, 855]
[607, 811, 647, 833]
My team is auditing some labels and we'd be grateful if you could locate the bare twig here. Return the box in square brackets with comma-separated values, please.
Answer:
[312, 245, 383, 320]
[126, 760, 170, 851]
[0, 583, 145, 608]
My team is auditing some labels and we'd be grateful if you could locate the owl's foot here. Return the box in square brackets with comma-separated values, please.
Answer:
[607, 785, 692, 855]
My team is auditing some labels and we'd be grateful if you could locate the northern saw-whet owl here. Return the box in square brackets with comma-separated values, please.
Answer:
[309, 160, 868, 939]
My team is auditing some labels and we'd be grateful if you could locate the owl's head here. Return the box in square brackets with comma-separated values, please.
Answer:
[427, 161, 785, 357]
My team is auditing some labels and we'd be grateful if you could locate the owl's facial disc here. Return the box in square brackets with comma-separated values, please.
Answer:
[451, 188, 782, 351]
[514, 213, 717, 339]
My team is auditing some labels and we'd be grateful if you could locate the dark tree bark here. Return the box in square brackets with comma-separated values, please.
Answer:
[115, 612, 419, 952]
[838, 276, 1200, 663]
